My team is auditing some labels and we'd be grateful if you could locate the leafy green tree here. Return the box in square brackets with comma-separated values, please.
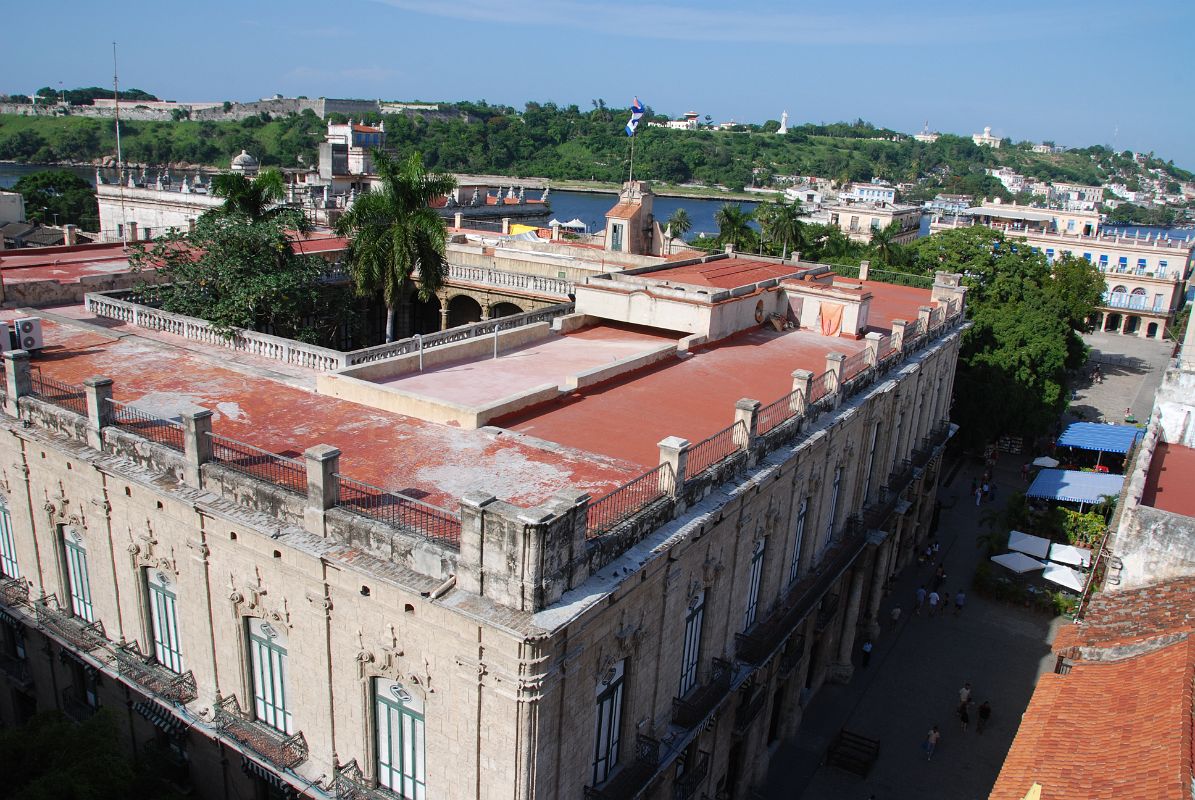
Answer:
[869, 220, 905, 267]
[715, 203, 755, 250]
[131, 207, 330, 342]
[209, 168, 287, 220]
[12, 169, 99, 229]
[335, 150, 457, 342]
[917, 226, 1103, 445]
[755, 199, 804, 259]
[665, 208, 692, 239]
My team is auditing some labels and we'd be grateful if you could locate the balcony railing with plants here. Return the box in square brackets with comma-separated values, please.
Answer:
[114, 642, 198, 705]
[213, 694, 308, 772]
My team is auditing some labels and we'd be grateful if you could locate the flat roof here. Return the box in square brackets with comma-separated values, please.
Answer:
[639, 258, 804, 289]
[1141, 441, 1195, 517]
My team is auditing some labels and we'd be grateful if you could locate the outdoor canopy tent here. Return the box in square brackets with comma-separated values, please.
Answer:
[1049, 543, 1093, 568]
[1031, 456, 1060, 468]
[1026, 469, 1124, 505]
[1008, 530, 1051, 559]
[1041, 563, 1085, 592]
[1056, 422, 1143, 455]
[991, 552, 1048, 573]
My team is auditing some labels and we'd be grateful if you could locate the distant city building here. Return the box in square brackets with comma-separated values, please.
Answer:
[842, 182, 897, 205]
[653, 111, 700, 131]
[972, 126, 1002, 148]
[784, 184, 824, 206]
[924, 194, 973, 216]
[912, 121, 940, 143]
[0, 189, 25, 226]
[930, 202, 1194, 338]
[825, 200, 921, 244]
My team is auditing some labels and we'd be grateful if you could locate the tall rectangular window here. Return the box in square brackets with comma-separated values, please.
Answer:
[1158, 260, 1168, 278]
[592, 660, 625, 786]
[861, 423, 881, 501]
[248, 619, 292, 734]
[375, 678, 426, 800]
[825, 467, 842, 542]
[610, 223, 624, 252]
[0, 501, 18, 579]
[147, 571, 184, 674]
[678, 591, 705, 697]
[63, 528, 94, 623]
[743, 540, 765, 630]
[788, 498, 808, 585]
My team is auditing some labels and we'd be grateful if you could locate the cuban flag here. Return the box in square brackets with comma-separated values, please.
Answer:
[625, 97, 645, 137]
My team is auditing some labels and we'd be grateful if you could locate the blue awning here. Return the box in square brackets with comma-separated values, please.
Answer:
[1057, 422, 1143, 454]
[1026, 469, 1124, 504]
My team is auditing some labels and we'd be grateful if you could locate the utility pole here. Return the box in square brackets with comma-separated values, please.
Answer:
[113, 41, 127, 245]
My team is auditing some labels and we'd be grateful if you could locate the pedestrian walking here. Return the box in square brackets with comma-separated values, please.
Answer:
[1021, 462, 1029, 482]
[982, 481, 991, 500]
[915, 585, 926, 615]
[977, 700, 992, 733]
[890, 605, 902, 627]
[928, 590, 940, 617]
[958, 682, 972, 707]
[931, 540, 941, 558]
[954, 590, 966, 615]
[974, 485, 983, 506]
[932, 565, 947, 591]
[923, 725, 941, 760]
[958, 702, 970, 732]
[861, 639, 873, 667]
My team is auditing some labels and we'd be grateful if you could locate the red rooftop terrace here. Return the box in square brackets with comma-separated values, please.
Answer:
[1, 247, 967, 548]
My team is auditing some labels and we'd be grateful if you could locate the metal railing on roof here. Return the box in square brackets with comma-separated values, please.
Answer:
[208, 433, 307, 495]
[29, 370, 87, 416]
[336, 474, 461, 548]
[685, 422, 745, 478]
[106, 399, 185, 452]
[586, 463, 674, 539]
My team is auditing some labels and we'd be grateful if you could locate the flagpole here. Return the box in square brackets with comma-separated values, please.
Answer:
[628, 134, 635, 184]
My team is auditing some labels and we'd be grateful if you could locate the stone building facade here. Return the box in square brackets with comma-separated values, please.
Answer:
[0, 260, 966, 799]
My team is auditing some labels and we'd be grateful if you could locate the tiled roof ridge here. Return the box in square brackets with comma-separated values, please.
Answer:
[1063, 630, 1191, 664]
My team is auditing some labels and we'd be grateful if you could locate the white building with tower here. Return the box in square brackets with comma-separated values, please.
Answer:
[972, 126, 1002, 148]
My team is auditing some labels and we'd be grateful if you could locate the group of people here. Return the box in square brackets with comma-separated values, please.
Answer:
[923, 684, 993, 760]
[970, 474, 996, 506]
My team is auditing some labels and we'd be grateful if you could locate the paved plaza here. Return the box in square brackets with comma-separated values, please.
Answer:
[763, 330, 1176, 800]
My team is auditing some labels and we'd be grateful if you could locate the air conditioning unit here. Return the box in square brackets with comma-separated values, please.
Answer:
[15, 318, 43, 351]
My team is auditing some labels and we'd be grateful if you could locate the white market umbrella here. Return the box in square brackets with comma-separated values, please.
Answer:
[1008, 530, 1051, 559]
[1048, 543, 1092, 568]
[1042, 563, 1085, 592]
[1032, 456, 1060, 468]
[991, 552, 1048, 574]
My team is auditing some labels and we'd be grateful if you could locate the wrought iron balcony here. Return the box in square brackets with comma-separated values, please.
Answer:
[732, 683, 767, 737]
[331, 759, 400, 800]
[0, 652, 32, 687]
[34, 597, 108, 653]
[114, 643, 198, 705]
[584, 734, 660, 800]
[62, 686, 98, 721]
[672, 658, 732, 729]
[674, 750, 710, 800]
[735, 528, 867, 668]
[814, 593, 841, 633]
[213, 694, 308, 772]
[0, 576, 29, 608]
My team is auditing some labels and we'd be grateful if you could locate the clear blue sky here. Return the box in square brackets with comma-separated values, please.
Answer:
[6, 0, 1195, 169]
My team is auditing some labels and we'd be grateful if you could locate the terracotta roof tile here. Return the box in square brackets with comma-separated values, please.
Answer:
[606, 202, 638, 219]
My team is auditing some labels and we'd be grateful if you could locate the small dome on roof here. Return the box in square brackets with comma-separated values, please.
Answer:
[230, 150, 259, 175]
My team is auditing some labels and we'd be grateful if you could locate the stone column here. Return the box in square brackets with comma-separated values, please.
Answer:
[917, 305, 933, 332]
[439, 307, 450, 332]
[864, 332, 883, 366]
[63, 224, 78, 246]
[791, 369, 813, 415]
[303, 445, 341, 537]
[828, 564, 868, 683]
[501, 217, 511, 235]
[454, 212, 463, 229]
[457, 492, 498, 597]
[733, 398, 760, 450]
[82, 376, 113, 451]
[3, 350, 31, 417]
[890, 319, 909, 353]
[825, 352, 846, 408]
[658, 436, 689, 497]
[858, 260, 870, 281]
[179, 409, 213, 489]
[862, 532, 893, 640]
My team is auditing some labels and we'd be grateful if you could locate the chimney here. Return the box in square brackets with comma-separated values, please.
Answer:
[63, 224, 78, 247]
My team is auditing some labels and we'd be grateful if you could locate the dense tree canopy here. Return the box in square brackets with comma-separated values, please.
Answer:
[911, 226, 1104, 445]
[11, 169, 99, 228]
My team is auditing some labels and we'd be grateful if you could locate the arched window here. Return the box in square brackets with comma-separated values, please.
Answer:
[1130, 287, 1146, 295]
[1111, 285, 1127, 293]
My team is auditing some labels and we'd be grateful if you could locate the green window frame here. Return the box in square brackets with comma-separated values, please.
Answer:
[0, 501, 18, 579]
[592, 660, 625, 786]
[375, 678, 427, 800]
[148, 571, 184, 674]
[248, 619, 292, 734]
[63, 528, 94, 622]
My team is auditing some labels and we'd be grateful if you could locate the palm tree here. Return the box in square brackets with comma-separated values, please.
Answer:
[335, 150, 457, 342]
[715, 203, 754, 250]
[666, 208, 692, 240]
[209, 169, 287, 220]
[870, 220, 904, 267]
[756, 199, 805, 260]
